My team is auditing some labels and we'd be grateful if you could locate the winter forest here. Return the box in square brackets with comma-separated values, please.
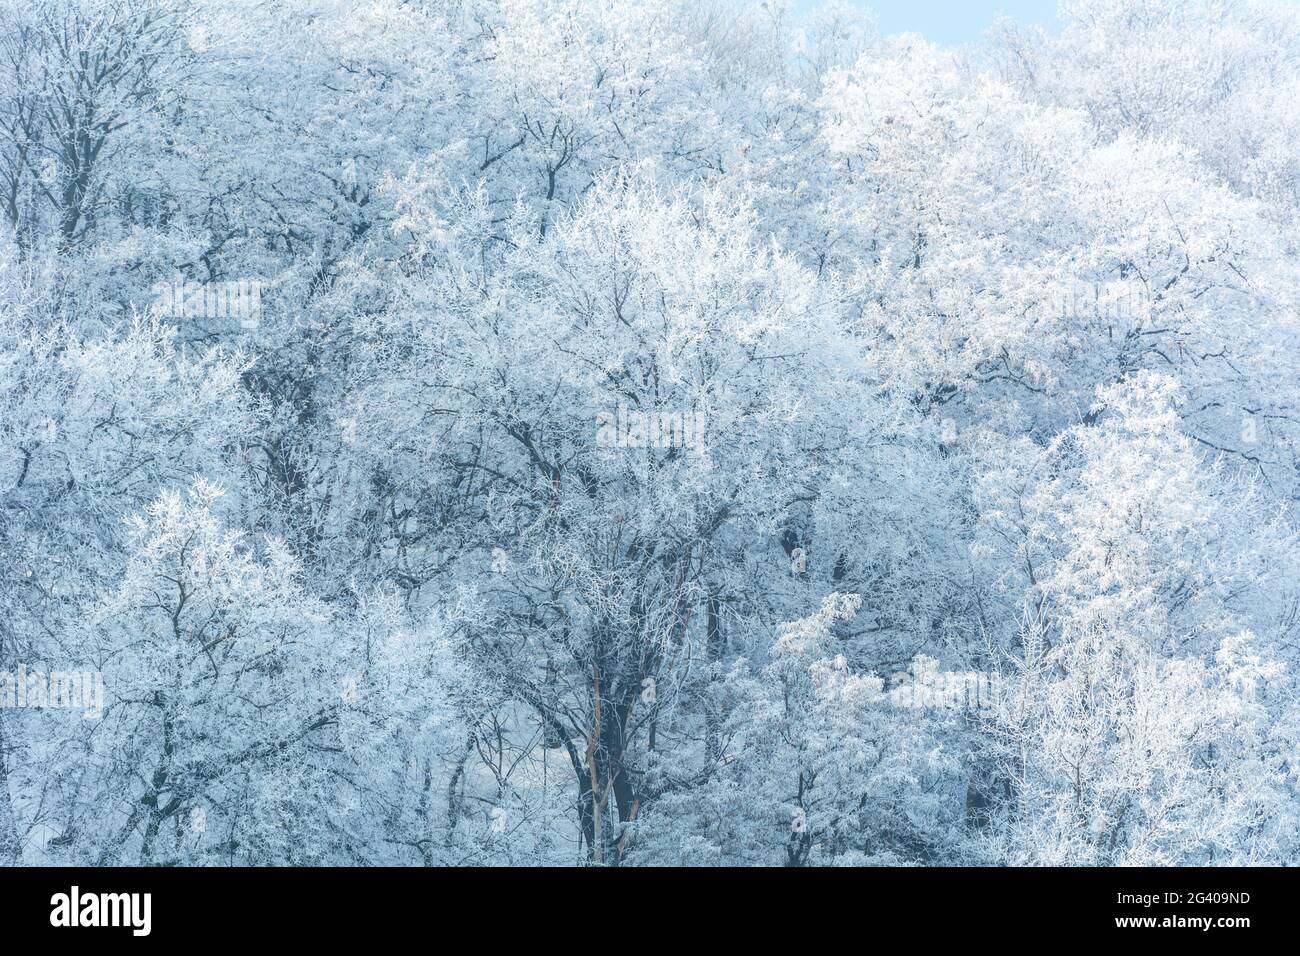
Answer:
[1, 0, 1299, 868]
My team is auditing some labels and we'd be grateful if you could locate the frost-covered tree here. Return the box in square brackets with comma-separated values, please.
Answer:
[1, 0, 1298, 866]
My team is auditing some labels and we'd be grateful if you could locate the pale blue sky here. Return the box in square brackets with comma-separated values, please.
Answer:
[794, 0, 1062, 45]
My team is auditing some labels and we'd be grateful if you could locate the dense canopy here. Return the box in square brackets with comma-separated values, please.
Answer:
[1, 0, 1298, 866]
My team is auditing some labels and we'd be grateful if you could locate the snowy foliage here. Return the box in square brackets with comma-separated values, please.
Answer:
[1, 0, 1298, 866]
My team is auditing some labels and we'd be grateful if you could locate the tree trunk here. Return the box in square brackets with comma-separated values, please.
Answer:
[705, 591, 723, 765]
[0, 716, 19, 864]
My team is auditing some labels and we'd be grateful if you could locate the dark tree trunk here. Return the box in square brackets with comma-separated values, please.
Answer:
[0, 716, 19, 863]
[705, 591, 723, 765]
